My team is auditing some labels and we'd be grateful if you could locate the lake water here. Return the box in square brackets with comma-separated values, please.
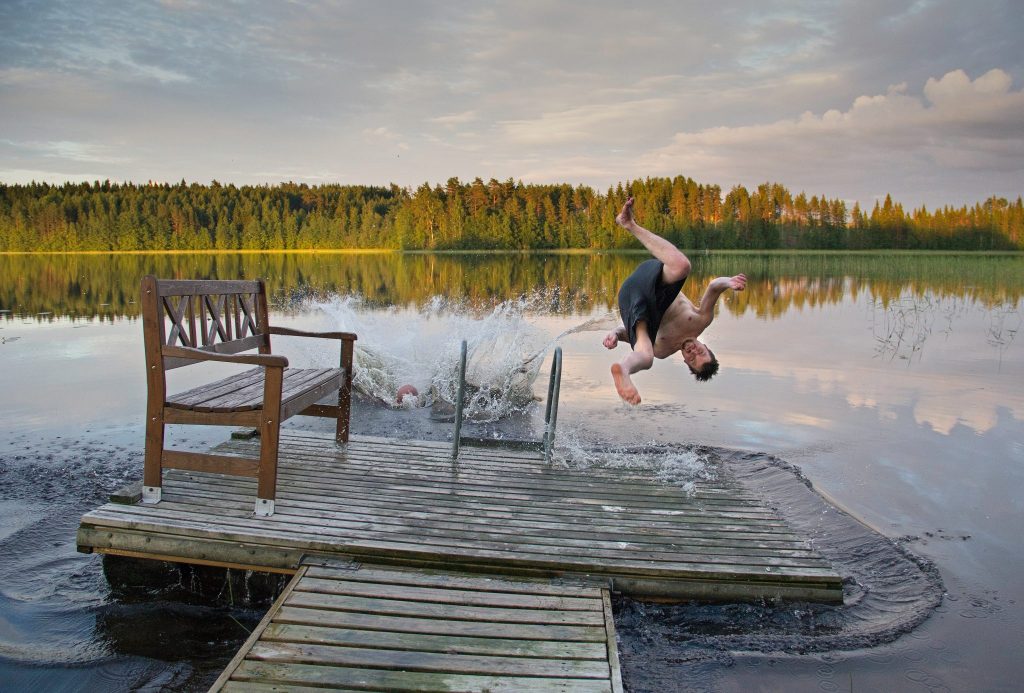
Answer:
[1, 251, 1022, 691]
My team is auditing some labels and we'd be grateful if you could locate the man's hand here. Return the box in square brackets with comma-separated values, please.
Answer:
[699, 274, 747, 316]
[603, 330, 620, 349]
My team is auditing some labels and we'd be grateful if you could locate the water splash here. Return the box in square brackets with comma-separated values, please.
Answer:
[301, 294, 557, 421]
[551, 425, 717, 495]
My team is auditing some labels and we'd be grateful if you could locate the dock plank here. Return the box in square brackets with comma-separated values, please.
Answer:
[261, 623, 609, 659]
[211, 564, 619, 692]
[82, 507, 839, 577]
[79, 432, 844, 602]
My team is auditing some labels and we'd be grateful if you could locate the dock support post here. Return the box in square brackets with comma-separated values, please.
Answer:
[451, 340, 468, 460]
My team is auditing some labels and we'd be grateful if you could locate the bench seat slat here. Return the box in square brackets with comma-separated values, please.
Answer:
[167, 368, 345, 413]
[168, 367, 267, 408]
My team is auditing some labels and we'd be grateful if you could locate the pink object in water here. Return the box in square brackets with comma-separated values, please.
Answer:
[396, 384, 419, 402]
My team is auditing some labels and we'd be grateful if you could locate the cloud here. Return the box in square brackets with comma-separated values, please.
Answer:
[0, 1, 1021, 203]
[638, 69, 1024, 205]
[430, 111, 479, 126]
[500, 98, 676, 145]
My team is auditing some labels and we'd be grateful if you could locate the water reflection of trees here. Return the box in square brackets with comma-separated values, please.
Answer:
[870, 295, 959, 363]
[867, 293, 1022, 364]
[987, 304, 1022, 369]
[1, 252, 1022, 322]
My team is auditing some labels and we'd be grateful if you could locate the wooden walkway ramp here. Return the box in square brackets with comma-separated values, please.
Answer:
[210, 560, 623, 692]
[77, 431, 842, 602]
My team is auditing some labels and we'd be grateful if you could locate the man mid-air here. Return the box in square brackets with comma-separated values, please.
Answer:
[604, 197, 747, 404]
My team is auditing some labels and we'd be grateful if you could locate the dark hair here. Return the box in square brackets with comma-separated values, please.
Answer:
[688, 347, 718, 382]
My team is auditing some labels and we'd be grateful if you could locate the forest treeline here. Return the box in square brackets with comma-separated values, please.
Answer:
[1, 177, 1021, 252]
[4, 252, 1021, 322]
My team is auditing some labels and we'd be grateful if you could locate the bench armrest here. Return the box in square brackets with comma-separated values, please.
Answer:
[163, 345, 289, 368]
[269, 326, 358, 341]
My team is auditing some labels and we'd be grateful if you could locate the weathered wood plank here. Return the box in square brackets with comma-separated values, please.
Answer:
[172, 368, 332, 413]
[162, 472, 797, 536]
[158, 491, 802, 549]
[187, 452, 782, 520]
[280, 372, 344, 420]
[246, 640, 612, 678]
[167, 367, 265, 409]
[602, 589, 624, 693]
[261, 435, 754, 496]
[163, 470, 786, 536]
[221, 682, 361, 693]
[279, 436, 752, 503]
[292, 577, 603, 611]
[163, 334, 268, 370]
[154, 477, 799, 536]
[229, 436, 753, 493]
[109, 480, 142, 505]
[87, 428, 843, 602]
[228, 661, 613, 692]
[85, 506, 837, 574]
[261, 623, 609, 659]
[156, 278, 261, 296]
[273, 605, 609, 641]
[161, 450, 259, 477]
[198, 368, 317, 412]
[213, 565, 619, 691]
[303, 565, 605, 598]
[281, 593, 605, 628]
[149, 493, 823, 562]
[238, 449, 765, 510]
[92, 491, 835, 573]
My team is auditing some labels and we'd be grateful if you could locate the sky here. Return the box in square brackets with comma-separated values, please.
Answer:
[1, 0, 1022, 210]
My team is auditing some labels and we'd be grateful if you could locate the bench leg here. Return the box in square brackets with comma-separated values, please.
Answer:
[143, 408, 164, 504]
[256, 367, 284, 517]
[336, 381, 351, 444]
[336, 340, 354, 444]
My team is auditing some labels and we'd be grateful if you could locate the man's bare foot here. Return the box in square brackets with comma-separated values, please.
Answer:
[615, 196, 635, 229]
[611, 362, 641, 405]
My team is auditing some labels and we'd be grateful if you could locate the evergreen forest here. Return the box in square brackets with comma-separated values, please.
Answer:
[1, 177, 1021, 252]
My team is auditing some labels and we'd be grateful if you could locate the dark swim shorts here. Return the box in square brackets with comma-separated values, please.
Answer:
[617, 258, 687, 348]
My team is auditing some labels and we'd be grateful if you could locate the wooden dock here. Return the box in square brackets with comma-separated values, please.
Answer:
[210, 559, 623, 692]
[77, 431, 842, 602]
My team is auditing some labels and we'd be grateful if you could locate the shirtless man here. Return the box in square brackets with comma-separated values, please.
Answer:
[604, 197, 746, 404]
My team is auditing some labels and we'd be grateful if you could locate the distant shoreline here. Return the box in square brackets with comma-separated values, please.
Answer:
[2, 248, 1023, 257]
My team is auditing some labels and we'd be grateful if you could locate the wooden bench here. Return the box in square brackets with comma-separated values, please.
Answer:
[140, 275, 356, 516]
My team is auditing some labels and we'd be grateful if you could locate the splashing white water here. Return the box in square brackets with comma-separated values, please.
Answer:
[278, 292, 712, 490]
[551, 422, 717, 495]
[296, 294, 559, 421]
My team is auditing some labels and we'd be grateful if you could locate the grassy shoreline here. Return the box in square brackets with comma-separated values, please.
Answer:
[2, 248, 1022, 257]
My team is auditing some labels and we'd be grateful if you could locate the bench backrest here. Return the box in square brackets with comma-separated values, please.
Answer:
[140, 275, 272, 373]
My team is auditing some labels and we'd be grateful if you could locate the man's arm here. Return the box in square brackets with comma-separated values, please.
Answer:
[698, 274, 747, 318]
[603, 325, 628, 349]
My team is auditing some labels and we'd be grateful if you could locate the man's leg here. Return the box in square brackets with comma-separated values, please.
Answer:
[616, 197, 691, 283]
[611, 321, 654, 405]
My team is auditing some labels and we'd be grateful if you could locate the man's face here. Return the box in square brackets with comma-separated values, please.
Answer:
[681, 338, 712, 371]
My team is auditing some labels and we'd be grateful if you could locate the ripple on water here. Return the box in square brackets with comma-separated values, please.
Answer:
[612, 446, 945, 691]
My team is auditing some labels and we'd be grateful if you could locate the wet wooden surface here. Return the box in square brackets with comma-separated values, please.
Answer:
[78, 432, 843, 602]
[209, 560, 623, 692]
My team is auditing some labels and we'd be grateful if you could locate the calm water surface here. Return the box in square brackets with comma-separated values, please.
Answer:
[1, 252, 1022, 691]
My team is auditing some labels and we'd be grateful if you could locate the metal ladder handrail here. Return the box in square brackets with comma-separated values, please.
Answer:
[542, 346, 562, 463]
[450, 341, 563, 462]
[451, 340, 468, 460]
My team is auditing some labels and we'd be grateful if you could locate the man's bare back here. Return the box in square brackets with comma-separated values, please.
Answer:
[605, 197, 746, 404]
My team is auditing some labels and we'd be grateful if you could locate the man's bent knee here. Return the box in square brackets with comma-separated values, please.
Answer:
[662, 254, 691, 283]
[625, 348, 654, 373]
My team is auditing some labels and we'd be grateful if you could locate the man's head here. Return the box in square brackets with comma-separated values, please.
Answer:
[681, 339, 718, 382]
